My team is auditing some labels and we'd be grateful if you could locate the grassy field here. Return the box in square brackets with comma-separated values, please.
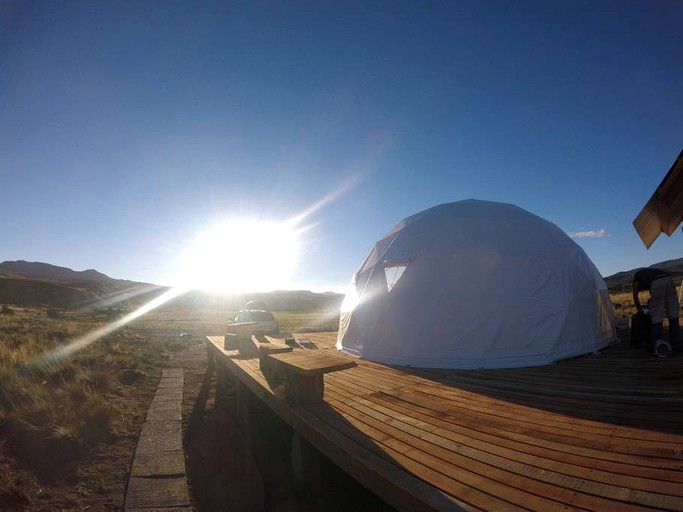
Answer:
[609, 289, 675, 318]
[136, 305, 342, 335]
[0, 306, 200, 510]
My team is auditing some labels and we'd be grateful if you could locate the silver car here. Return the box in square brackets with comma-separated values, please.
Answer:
[231, 309, 279, 334]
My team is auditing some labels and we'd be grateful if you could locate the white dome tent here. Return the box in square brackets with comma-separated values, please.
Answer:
[337, 200, 616, 369]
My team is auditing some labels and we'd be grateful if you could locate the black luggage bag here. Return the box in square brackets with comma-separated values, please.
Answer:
[630, 312, 652, 349]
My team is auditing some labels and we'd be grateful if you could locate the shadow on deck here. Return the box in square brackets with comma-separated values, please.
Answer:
[398, 339, 683, 436]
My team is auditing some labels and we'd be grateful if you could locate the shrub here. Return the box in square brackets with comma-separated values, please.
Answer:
[76, 394, 115, 446]
[82, 368, 115, 394]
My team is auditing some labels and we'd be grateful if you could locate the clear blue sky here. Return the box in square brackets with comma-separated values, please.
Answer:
[1, 1, 682, 291]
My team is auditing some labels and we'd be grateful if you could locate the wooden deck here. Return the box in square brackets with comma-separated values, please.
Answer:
[206, 334, 683, 511]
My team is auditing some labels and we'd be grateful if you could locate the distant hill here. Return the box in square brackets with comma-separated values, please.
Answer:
[0, 260, 343, 312]
[0, 260, 115, 283]
[0, 277, 100, 308]
[0, 261, 163, 309]
[165, 289, 343, 313]
[603, 257, 683, 292]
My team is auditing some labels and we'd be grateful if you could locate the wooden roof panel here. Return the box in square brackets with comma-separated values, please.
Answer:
[633, 149, 683, 247]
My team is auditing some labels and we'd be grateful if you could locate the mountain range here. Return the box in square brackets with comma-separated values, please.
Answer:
[0, 260, 116, 283]
[0, 260, 342, 311]
[602, 257, 683, 292]
[0, 260, 163, 309]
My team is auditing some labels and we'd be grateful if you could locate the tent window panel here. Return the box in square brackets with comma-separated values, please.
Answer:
[383, 260, 410, 292]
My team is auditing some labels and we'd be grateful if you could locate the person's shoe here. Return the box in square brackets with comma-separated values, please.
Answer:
[654, 339, 672, 358]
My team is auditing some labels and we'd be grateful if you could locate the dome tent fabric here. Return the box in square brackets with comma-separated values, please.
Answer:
[337, 199, 616, 369]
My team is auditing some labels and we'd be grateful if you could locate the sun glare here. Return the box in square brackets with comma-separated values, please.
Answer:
[177, 219, 300, 293]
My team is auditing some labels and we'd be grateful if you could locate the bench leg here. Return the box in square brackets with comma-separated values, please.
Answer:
[284, 370, 324, 405]
[206, 340, 215, 373]
[259, 353, 273, 381]
[236, 382, 253, 447]
[260, 354, 287, 389]
[290, 431, 323, 498]
[215, 362, 237, 407]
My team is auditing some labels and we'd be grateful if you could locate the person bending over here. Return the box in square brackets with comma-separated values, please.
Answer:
[633, 268, 680, 353]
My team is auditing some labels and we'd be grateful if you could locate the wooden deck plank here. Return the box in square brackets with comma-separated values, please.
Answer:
[371, 391, 683, 485]
[328, 399, 585, 511]
[402, 390, 679, 442]
[433, 372, 683, 404]
[394, 383, 682, 443]
[406, 375, 683, 430]
[391, 388, 683, 469]
[322, 368, 683, 510]
[438, 360, 683, 399]
[363, 391, 683, 496]
[206, 334, 683, 511]
[343, 394, 683, 511]
[332, 395, 678, 512]
[328, 369, 683, 462]
[396, 385, 683, 456]
[304, 403, 529, 512]
[294, 406, 479, 512]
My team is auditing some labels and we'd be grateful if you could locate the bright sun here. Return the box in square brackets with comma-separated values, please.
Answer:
[177, 219, 299, 293]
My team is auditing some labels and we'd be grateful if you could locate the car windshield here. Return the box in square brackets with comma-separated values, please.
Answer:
[248, 311, 274, 321]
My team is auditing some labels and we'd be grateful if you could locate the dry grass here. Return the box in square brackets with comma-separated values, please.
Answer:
[133, 305, 341, 336]
[273, 310, 341, 333]
[0, 304, 340, 452]
[610, 290, 640, 318]
[0, 306, 199, 509]
[609, 287, 683, 319]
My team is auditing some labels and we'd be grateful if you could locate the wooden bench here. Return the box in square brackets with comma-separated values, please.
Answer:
[224, 322, 256, 350]
[267, 351, 357, 405]
[257, 342, 293, 382]
[225, 321, 256, 338]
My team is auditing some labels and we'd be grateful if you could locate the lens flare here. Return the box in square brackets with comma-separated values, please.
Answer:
[340, 281, 360, 312]
[30, 287, 187, 369]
